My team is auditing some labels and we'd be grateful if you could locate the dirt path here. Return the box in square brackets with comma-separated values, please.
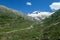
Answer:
[0, 25, 34, 34]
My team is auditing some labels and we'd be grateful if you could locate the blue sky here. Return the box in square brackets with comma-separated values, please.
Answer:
[0, 0, 60, 14]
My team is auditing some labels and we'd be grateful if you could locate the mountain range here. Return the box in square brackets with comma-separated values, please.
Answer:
[0, 5, 60, 40]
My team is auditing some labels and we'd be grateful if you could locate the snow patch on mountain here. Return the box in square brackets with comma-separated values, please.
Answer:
[28, 11, 53, 21]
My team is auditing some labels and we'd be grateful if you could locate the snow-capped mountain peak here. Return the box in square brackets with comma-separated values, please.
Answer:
[28, 11, 53, 21]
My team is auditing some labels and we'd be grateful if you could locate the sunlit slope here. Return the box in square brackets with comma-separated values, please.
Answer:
[0, 6, 34, 33]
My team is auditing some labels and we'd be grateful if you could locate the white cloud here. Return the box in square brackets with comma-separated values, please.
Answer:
[26, 2, 32, 6]
[28, 11, 53, 20]
[50, 2, 60, 10]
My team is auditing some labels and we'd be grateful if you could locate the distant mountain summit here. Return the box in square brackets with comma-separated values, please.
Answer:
[28, 11, 53, 21]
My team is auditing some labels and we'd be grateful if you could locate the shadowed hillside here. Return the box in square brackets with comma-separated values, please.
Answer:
[39, 9, 60, 40]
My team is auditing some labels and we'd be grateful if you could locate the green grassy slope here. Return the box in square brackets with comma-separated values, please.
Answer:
[0, 7, 34, 32]
[40, 9, 60, 40]
[0, 6, 36, 40]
